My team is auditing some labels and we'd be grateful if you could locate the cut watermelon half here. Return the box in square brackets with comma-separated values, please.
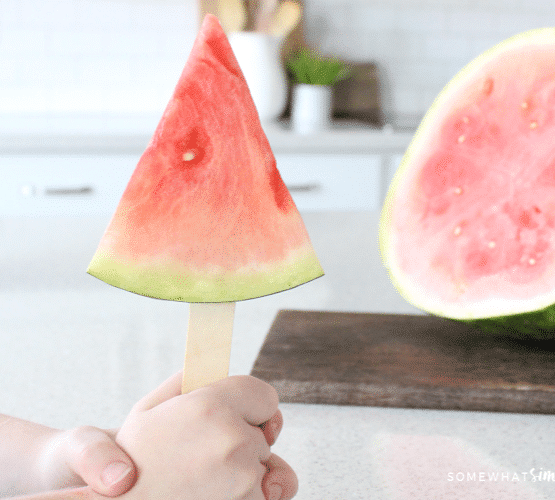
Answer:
[87, 15, 323, 302]
[380, 28, 555, 336]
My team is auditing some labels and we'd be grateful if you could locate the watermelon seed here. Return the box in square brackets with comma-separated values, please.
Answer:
[483, 77, 494, 96]
[488, 241, 496, 249]
[462, 116, 469, 124]
[454, 187, 463, 195]
[183, 151, 196, 161]
[530, 121, 538, 129]
[454, 226, 462, 236]
[458, 135, 466, 143]
[529, 258, 536, 265]
[521, 101, 529, 109]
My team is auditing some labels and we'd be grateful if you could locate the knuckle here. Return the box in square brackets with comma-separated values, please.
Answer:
[62, 426, 108, 472]
[228, 462, 267, 499]
[216, 426, 246, 460]
[245, 463, 266, 490]
[65, 425, 122, 466]
[188, 392, 222, 421]
[246, 375, 279, 405]
[66, 425, 103, 453]
[72, 426, 104, 456]
[230, 375, 280, 407]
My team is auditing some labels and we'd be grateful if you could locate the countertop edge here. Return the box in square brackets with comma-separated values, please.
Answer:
[0, 120, 415, 155]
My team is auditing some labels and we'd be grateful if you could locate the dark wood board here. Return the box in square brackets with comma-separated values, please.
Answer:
[250, 310, 555, 413]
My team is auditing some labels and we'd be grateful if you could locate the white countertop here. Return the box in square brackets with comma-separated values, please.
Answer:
[0, 114, 414, 155]
[1, 211, 554, 499]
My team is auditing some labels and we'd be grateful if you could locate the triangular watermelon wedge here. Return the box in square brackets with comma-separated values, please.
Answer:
[87, 14, 323, 302]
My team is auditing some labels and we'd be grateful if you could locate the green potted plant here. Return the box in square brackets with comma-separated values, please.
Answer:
[287, 49, 351, 133]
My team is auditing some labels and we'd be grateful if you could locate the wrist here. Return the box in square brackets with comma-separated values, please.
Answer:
[37, 430, 82, 492]
[0, 415, 66, 496]
[40, 426, 136, 497]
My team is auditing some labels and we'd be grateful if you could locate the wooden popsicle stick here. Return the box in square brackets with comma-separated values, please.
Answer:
[182, 302, 236, 394]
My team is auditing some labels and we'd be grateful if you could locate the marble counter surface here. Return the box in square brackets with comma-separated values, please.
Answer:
[1, 212, 554, 499]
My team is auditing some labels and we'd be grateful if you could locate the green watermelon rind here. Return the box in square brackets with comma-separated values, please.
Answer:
[380, 27, 555, 337]
[87, 249, 323, 302]
[463, 302, 555, 338]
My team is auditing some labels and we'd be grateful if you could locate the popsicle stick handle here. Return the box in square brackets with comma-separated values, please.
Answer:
[182, 302, 236, 394]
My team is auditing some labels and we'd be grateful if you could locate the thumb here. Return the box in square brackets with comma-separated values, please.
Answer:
[63, 426, 137, 497]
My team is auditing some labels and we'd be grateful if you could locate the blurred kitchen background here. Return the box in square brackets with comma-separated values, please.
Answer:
[4, 6, 555, 497]
[2, 0, 555, 133]
[3, 0, 555, 216]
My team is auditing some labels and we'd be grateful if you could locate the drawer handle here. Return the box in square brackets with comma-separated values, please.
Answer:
[286, 183, 321, 193]
[21, 185, 94, 196]
[44, 186, 94, 196]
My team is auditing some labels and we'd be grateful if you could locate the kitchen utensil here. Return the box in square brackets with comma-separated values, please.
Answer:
[243, 0, 257, 31]
[268, 0, 301, 38]
[255, 0, 278, 33]
[217, 0, 246, 32]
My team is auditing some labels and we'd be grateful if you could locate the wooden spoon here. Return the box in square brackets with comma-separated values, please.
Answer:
[256, 0, 278, 33]
[268, 0, 301, 38]
[217, 0, 247, 32]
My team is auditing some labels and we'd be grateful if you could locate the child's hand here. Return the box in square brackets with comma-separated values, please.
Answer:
[40, 426, 137, 496]
[0, 414, 136, 497]
[114, 373, 298, 500]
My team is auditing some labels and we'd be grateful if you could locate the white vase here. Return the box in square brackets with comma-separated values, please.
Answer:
[228, 32, 287, 123]
[291, 84, 333, 134]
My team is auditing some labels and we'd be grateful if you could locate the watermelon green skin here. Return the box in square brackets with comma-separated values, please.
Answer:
[87, 15, 323, 302]
[380, 28, 555, 337]
[465, 303, 555, 338]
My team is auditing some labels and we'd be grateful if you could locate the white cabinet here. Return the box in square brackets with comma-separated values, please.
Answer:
[0, 121, 412, 216]
[276, 153, 382, 211]
[0, 155, 136, 216]
[0, 152, 402, 216]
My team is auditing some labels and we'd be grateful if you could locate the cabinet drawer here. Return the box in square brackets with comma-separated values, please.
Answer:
[0, 152, 384, 216]
[0, 155, 137, 216]
[276, 154, 381, 211]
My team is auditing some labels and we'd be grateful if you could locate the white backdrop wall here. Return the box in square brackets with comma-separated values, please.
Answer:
[1, 0, 554, 129]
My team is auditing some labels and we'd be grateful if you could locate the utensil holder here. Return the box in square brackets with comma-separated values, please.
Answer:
[291, 84, 332, 134]
[229, 32, 287, 123]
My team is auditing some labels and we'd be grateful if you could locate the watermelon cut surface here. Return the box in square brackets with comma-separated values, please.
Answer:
[380, 28, 555, 336]
[87, 15, 323, 302]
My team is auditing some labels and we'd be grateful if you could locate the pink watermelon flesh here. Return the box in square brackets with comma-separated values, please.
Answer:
[87, 14, 323, 302]
[381, 29, 555, 335]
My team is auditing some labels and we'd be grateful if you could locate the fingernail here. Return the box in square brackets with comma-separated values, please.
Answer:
[267, 483, 282, 500]
[101, 461, 133, 488]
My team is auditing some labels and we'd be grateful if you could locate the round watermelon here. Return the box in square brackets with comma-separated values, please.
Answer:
[380, 28, 555, 337]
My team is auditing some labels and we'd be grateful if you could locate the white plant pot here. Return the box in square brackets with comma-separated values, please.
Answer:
[291, 84, 333, 134]
[228, 32, 287, 123]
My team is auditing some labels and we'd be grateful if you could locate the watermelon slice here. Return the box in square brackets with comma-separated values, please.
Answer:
[87, 14, 323, 303]
[380, 28, 555, 336]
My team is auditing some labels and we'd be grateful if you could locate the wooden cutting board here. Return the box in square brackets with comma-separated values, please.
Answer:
[250, 310, 555, 413]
